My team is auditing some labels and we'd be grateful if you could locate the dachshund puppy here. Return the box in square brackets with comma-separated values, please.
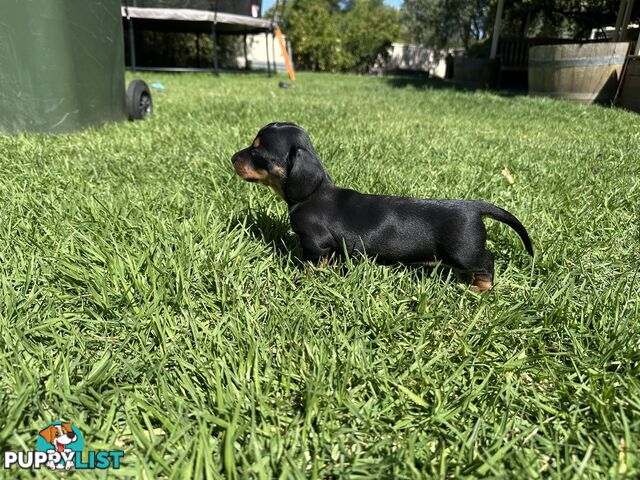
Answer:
[232, 122, 533, 292]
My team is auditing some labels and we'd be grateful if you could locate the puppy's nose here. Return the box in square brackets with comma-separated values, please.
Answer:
[67, 431, 76, 439]
[231, 152, 239, 164]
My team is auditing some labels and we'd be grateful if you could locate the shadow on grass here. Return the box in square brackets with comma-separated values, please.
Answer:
[232, 209, 303, 262]
[384, 76, 454, 91]
[384, 75, 528, 97]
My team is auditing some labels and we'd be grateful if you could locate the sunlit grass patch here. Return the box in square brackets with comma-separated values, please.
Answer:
[0, 72, 638, 478]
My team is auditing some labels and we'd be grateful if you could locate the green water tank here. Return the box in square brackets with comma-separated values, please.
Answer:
[0, 0, 144, 134]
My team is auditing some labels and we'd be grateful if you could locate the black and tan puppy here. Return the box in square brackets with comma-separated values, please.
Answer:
[232, 122, 533, 292]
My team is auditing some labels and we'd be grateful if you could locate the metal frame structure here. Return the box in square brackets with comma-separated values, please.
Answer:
[122, 1, 280, 75]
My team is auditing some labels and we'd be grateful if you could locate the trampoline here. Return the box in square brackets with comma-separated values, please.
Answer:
[122, 0, 279, 74]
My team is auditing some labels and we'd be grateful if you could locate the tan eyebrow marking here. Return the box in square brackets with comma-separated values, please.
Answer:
[253, 137, 260, 147]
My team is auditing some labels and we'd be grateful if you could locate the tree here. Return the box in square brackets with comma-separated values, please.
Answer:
[401, 0, 640, 53]
[529, 0, 639, 38]
[401, 0, 492, 50]
[281, 0, 403, 72]
[338, 0, 404, 73]
[282, 0, 344, 71]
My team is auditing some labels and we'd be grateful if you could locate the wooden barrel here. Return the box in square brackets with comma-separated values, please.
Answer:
[529, 42, 630, 104]
[453, 57, 498, 89]
[617, 56, 640, 113]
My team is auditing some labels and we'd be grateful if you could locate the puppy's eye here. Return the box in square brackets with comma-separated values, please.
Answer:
[55, 432, 60, 436]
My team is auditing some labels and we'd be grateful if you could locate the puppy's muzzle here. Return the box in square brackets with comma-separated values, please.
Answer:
[231, 152, 258, 182]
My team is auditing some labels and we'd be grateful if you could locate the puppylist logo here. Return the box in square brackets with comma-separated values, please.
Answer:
[3, 421, 124, 471]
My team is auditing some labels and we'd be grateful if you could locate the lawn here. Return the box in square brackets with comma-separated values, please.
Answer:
[0, 71, 639, 478]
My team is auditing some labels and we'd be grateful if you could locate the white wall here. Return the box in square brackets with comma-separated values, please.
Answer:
[237, 39, 447, 78]
[383, 43, 448, 78]
[235, 33, 291, 72]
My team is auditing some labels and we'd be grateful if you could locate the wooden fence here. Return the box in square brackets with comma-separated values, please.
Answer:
[617, 56, 640, 112]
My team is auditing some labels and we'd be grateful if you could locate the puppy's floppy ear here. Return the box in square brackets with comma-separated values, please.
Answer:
[39, 426, 56, 444]
[284, 147, 326, 203]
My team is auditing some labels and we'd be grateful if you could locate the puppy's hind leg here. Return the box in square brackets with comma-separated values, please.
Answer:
[458, 250, 494, 293]
[469, 250, 493, 293]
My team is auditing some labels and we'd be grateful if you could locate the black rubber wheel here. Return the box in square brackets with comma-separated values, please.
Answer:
[126, 80, 152, 121]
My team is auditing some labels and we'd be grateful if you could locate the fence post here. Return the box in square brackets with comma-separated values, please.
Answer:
[265, 31, 271, 77]
[490, 0, 505, 60]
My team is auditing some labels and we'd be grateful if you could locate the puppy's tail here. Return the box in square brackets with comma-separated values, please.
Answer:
[477, 202, 534, 256]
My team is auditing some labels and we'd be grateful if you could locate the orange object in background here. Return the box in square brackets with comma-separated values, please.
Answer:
[274, 27, 295, 82]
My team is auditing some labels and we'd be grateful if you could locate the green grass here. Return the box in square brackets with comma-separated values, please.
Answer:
[0, 72, 639, 478]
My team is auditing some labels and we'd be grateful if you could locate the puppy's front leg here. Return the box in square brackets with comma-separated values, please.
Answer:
[299, 231, 334, 271]
[303, 249, 331, 273]
[303, 250, 331, 264]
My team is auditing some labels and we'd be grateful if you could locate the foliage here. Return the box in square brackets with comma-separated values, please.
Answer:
[528, 0, 640, 37]
[494, 0, 640, 38]
[281, 0, 346, 71]
[282, 0, 403, 72]
[402, 0, 492, 50]
[402, 0, 640, 52]
[1, 71, 639, 477]
[125, 30, 243, 69]
[337, 0, 403, 73]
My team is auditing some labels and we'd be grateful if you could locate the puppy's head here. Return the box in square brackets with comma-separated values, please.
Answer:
[39, 423, 77, 448]
[231, 122, 328, 203]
